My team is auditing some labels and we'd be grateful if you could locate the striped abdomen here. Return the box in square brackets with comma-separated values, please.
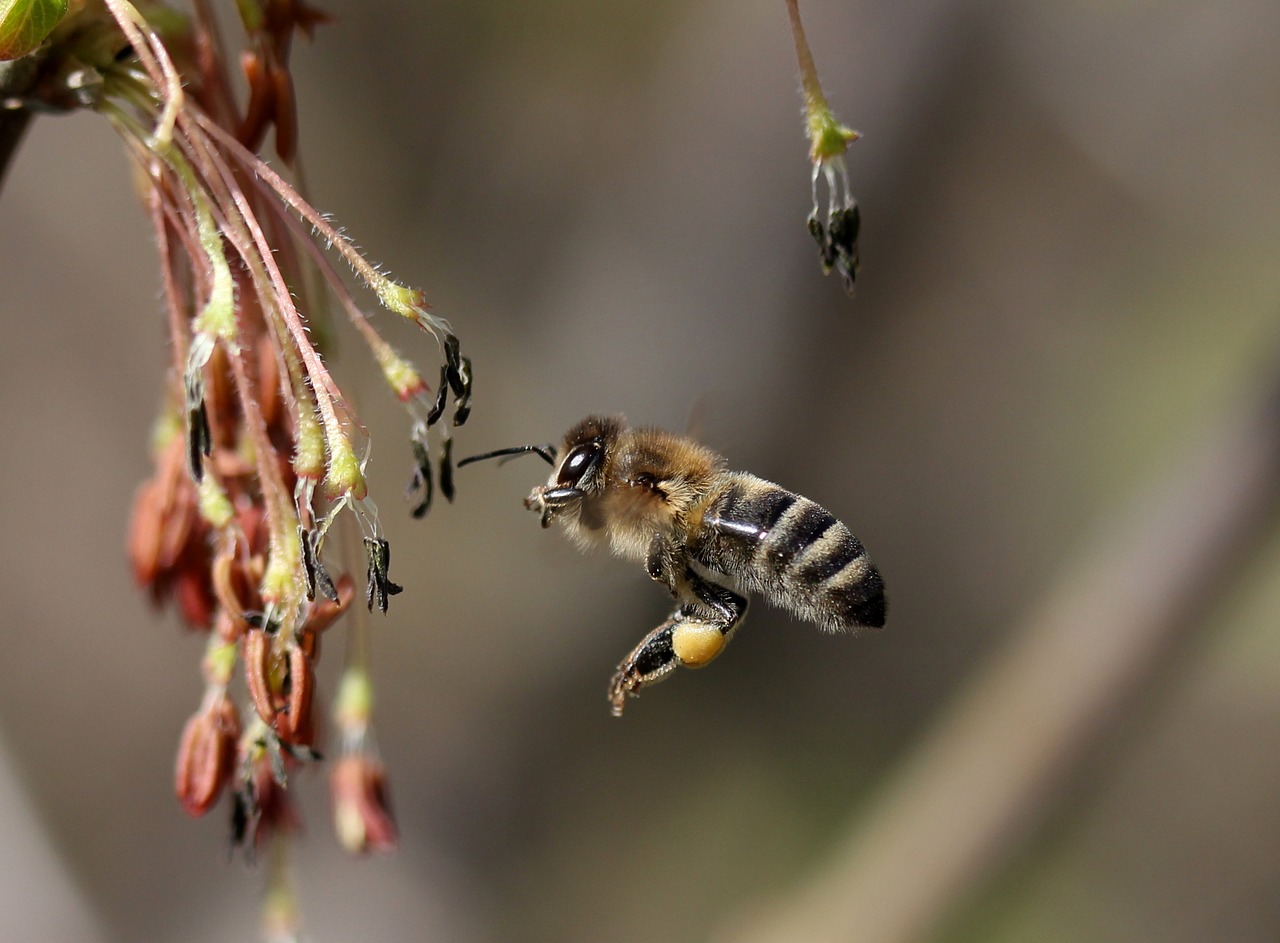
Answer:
[690, 473, 885, 630]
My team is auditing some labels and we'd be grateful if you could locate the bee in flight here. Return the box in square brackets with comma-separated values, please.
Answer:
[459, 416, 886, 716]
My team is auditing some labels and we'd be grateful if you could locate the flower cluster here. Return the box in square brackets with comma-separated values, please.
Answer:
[7, 0, 471, 870]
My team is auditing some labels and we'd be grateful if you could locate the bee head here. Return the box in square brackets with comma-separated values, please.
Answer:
[514, 415, 621, 527]
[457, 416, 625, 528]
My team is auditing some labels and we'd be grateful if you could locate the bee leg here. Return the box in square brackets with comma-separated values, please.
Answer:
[607, 613, 682, 717]
[607, 577, 748, 717]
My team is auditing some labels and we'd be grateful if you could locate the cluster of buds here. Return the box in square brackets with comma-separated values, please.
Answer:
[2, 0, 474, 864]
[785, 0, 861, 294]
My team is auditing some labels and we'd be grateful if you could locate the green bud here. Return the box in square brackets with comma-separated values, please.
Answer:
[334, 667, 373, 730]
[293, 404, 326, 480]
[326, 433, 367, 500]
[808, 108, 859, 163]
[197, 474, 235, 529]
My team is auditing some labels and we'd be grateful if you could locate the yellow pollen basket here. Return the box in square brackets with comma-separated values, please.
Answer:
[671, 621, 726, 668]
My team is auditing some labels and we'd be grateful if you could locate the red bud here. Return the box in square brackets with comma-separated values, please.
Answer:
[174, 697, 239, 817]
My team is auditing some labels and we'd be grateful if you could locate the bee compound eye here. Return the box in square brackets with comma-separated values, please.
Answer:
[557, 440, 601, 487]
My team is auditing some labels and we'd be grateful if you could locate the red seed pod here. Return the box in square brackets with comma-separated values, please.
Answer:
[256, 335, 284, 430]
[237, 50, 272, 154]
[243, 628, 279, 728]
[128, 437, 200, 587]
[211, 547, 243, 621]
[126, 478, 164, 585]
[172, 561, 216, 629]
[156, 480, 198, 573]
[204, 343, 237, 451]
[211, 544, 260, 631]
[174, 697, 240, 817]
[331, 754, 397, 854]
[269, 62, 298, 164]
[277, 644, 315, 746]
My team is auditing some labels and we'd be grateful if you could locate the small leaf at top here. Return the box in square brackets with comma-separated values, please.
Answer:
[0, 0, 68, 62]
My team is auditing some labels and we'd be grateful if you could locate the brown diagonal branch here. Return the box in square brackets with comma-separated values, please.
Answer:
[722, 370, 1280, 943]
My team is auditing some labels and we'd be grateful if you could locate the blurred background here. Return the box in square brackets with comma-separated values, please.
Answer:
[2, 0, 1279, 940]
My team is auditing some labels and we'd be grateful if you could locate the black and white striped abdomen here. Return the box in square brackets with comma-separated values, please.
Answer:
[690, 473, 886, 631]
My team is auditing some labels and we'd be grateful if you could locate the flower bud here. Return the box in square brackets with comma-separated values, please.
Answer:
[126, 478, 164, 585]
[172, 562, 216, 629]
[325, 433, 367, 500]
[211, 544, 258, 629]
[374, 345, 426, 402]
[278, 645, 315, 746]
[292, 401, 326, 481]
[174, 697, 240, 817]
[243, 628, 278, 728]
[197, 473, 235, 530]
[331, 754, 397, 854]
[256, 335, 283, 429]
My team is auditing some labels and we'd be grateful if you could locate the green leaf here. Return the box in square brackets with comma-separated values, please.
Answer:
[0, 0, 68, 62]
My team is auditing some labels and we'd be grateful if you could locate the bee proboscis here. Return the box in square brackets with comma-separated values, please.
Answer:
[460, 416, 886, 715]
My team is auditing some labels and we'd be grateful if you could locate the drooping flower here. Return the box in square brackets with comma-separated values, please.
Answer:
[4, 0, 472, 898]
[785, 0, 862, 294]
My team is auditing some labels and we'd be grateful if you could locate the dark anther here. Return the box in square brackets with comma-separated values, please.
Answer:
[807, 213, 835, 268]
[439, 438, 456, 502]
[829, 204, 860, 251]
[426, 365, 448, 427]
[452, 356, 473, 426]
[184, 368, 212, 482]
[243, 610, 282, 633]
[827, 207, 859, 291]
[229, 787, 253, 850]
[298, 526, 338, 601]
[443, 333, 464, 395]
[406, 437, 434, 519]
[807, 204, 860, 293]
[185, 400, 211, 483]
[828, 204, 860, 293]
[363, 537, 403, 613]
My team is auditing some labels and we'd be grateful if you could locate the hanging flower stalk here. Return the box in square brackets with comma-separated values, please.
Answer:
[784, 0, 861, 294]
[4, 0, 472, 873]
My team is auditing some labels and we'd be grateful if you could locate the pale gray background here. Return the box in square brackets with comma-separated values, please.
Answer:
[1, 1, 1278, 941]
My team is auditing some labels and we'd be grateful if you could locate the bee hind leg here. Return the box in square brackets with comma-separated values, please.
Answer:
[607, 580, 747, 717]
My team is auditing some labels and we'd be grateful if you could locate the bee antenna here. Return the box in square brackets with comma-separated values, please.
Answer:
[457, 444, 556, 468]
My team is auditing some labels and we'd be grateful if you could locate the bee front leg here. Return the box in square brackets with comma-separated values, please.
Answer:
[607, 579, 748, 717]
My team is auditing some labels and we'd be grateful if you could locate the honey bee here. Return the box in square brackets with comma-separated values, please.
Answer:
[459, 416, 886, 715]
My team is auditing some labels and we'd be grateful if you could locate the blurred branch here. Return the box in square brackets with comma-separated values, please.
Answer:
[720, 369, 1280, 943]
[0, 734, 108, 940]
[0, 55, 38, 192]
[0, 107, 31, 190]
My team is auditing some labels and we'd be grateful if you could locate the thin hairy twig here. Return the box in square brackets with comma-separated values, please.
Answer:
[721, 369, 1280, 943]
